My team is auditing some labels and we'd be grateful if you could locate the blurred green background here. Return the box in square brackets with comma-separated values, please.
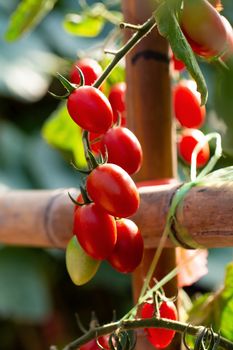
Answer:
[0, 0, 233, 349]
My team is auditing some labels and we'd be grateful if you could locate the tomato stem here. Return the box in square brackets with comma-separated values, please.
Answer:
[60, 318, 233, 350]
[93, 16, 156, 89]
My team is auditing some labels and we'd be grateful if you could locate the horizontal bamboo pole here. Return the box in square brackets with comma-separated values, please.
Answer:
[0, 182, 233, 249]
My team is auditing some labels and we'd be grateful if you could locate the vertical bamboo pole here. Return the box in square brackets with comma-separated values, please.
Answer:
[122, 1, 178, 349]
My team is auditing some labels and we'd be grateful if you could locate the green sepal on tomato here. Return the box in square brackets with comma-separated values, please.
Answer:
[100, 126, 143, 175]
[67, 86, 113, 133]
[181, 0, 227, 58]
[73, 202, 117, 260]
[66, 236, 101, 286]
[86, 163, 140, 218]
[108, 219, 144, 273]
[141, 300, 177, 349]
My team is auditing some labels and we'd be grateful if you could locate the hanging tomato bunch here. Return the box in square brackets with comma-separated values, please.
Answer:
[54, 58, 144, 285]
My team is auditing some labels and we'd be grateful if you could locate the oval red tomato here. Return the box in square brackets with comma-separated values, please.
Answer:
[181, 0, 227, 58]
[173, 80, 206, 129]
[67, 86, 113, 133]
[108, 219, 144, 273]
[178, 128, 210, 167]
[171, 52, 185, 72]
[109, 82, 126, 126]
[86, 163, 140, 218]
[70, 58, 102, 86]
[141, 300, 177, 349]
[73, 202, 117, 260]
[100, 127, 143, 175]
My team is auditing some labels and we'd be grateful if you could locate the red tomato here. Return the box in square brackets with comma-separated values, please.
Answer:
[178, 129, 210, 168]
[173, 80, 206, 129]
[86, 163, 140, 218]
[70, 58, 102, 86]
[100, 127, 143, 175]
[181, 0, 227, 58]
[171, 52, 185, 72]
[141, 300, 177, 349]
[109, 82, 126, 126]
[67, 86, 113, 133]
[108, 219, 144, 273]
[80, 336, 110, 350]
[73, 203, 117, 260]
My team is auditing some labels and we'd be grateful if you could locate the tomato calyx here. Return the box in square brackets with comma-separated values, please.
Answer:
[68, 186, 92, 207]
[49, 67, 85, 99]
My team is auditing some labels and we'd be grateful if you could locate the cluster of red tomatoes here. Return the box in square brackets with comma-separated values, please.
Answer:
[171, 0, 233, 169]
[68, 58, 144, 274]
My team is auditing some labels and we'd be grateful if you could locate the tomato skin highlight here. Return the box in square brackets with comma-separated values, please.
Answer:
[73, 203, 117, 260]
[67, 86, 113, 133]
[70, 58, 102, 86]
[100, 127, 143, 175]
[86, 163, 140, 218]
[109, 82, 127, 126]
[173, 81, 206, 129]
[178, 128, 210, 167]
[181, 0, 227, 58]
[141, 300, 177, 349]
[108, 219, 144, 273]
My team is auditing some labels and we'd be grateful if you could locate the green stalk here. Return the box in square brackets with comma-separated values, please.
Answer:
[60, 317, 233, 350]
[93, 16, 156, 89]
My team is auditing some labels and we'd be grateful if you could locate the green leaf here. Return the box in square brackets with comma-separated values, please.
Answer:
[63, 13, 104, 37]
[5, 0, 57, 41]
[187, 263, 233, 340]
[42, 102, 87, 168]
[154, 2, 208, 105]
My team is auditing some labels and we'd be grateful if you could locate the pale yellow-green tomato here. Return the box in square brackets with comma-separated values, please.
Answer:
[66, 236, 101, 286]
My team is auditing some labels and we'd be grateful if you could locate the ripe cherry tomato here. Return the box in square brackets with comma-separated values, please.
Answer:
[181, 0, 227, 58]
[67, 86, 113, 133]
[70, 58, 102, 86]
[141, 300, 177, 349]
[80, 336, 110, 350]
[178, 129, 210, 168]
[109, 82, 126, 126]
[73, 202, 117, 260]
[100, 127, 143, 175]
[108, 219, 144, 273]
[173, 80, 206, 129]
[86, 163, 140, 218]
[89, 131, 103, 154]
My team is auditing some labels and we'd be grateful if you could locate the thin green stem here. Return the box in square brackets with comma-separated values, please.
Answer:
[61, 317, 233, 350]
[93, 16, 156, 89]
[82, 130, 92, 170]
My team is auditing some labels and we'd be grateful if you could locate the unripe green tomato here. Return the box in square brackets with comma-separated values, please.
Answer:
[181, 0, 227, 58]
[66, 236, 101, 286]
